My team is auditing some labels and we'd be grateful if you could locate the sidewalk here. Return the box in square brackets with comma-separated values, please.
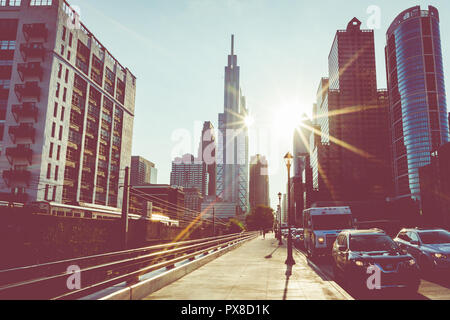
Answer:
[143, 233, 352, 300]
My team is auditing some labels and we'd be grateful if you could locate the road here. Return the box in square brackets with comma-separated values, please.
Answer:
[293, 242, 450, 300]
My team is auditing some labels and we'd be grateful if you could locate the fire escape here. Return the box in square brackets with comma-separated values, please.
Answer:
[2, 23, 47, 198]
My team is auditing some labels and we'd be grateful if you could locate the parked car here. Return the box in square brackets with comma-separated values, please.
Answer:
[393, 228, 450, 274]
[332, 229, 420, 293]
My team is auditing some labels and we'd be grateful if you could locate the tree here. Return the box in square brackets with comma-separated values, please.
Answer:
[226, 218, 246, 234]
[245, 205, 274, 231]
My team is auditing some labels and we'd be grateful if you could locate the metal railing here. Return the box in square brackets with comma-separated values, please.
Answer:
[0, 232, 257, 300]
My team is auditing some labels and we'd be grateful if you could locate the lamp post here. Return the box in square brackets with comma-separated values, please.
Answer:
[284, 152, 295, 266]
[277, 192, 283, 245]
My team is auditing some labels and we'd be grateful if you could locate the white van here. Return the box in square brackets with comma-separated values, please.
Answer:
[303, 207, 355, 258]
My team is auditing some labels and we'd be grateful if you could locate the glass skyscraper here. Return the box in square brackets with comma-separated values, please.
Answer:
[386, 5, 449, 199]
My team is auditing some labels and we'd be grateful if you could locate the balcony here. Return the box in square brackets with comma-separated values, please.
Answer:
[2, 170, 31, 187]
[11, 103, 39, 122]
[5, 147, 33, 165]
[14, 82, 40, 102]
[8, 125, 36, 143]
[17, 62, 43, 81]
[20, 43, 45, 61]
[22, 23, 48, 42]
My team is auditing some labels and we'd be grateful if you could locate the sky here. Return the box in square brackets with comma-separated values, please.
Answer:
[70, 0, 450, 208]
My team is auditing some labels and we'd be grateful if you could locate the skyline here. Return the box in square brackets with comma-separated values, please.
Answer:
[68, 0, 450, 208]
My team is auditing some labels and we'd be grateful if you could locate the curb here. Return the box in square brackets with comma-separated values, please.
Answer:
[294, 248, 354, 300]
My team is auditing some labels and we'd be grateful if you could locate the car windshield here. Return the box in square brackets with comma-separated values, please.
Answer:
[419, 231, 450, 244]
[311, 215, 353, 230]
[349, 235, 399, 252]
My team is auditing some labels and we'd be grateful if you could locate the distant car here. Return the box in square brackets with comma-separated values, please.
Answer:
[332, 229, 420, 293]
[294, 229, 305, 248]
[393, 228, 450, 274]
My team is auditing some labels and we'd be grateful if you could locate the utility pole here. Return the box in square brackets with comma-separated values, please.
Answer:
[121, 166, 129, 249]
[212, 206, 215, 236]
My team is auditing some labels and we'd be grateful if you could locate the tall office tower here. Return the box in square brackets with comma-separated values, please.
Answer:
[130, 156, 157, 186]
[249, 154, 269, 210]
[293, 116, 312, 222]
[311, 18, 392, 202]
[0, 1, 136, 207]
[386, 5, 449, 200]
[216, 35, 249, 213]
[197, 121, 216, 197]
[170, 154, 204, 191]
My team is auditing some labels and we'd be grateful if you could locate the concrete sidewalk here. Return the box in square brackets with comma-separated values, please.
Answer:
[143, 233, 352, 300]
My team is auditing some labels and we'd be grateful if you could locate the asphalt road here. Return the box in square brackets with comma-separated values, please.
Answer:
[293, 242, 450, 300]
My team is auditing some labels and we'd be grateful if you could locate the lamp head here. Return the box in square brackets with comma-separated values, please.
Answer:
[284, 152, 294, 168]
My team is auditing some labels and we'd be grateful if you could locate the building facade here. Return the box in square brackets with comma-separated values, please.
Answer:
[0, 0, 136, 208]
[249, 154, 269, 211]
[216, 35, 249, 214]
[310, 18, 392, 204]
[130, 155, 157, 186]
[129, 184, 185, 222]
[197, 121, 216, 198]
[170, 153, 204, 192]
[419, 142, 450, 229]
[386, 5, 449, 200]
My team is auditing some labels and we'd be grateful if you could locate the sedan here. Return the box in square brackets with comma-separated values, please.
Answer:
[394, 228, 450, 274]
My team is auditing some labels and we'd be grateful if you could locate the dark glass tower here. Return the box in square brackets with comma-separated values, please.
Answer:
[311, 18, 392, 202]
[386, 5, 449, 200]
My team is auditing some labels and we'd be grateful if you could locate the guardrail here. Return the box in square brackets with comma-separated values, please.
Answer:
[0, 232, 258, 300]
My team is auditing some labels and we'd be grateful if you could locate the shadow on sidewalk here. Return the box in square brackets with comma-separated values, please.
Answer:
[282, 265, 293, 300]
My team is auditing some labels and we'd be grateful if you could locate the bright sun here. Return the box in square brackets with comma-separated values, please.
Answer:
[244, 114, 254, 127]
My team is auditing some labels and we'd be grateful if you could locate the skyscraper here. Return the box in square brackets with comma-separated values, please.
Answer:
[130, 156, 157, 186]
[0, 1, 136, 208]
[197, 121, 216, 198]
[386, 5, 449, 200]
[170, 154, 203, 192]
[216, 35, 249, 213]
[310, 18, 392, 203]
[249, 154, 269, 210]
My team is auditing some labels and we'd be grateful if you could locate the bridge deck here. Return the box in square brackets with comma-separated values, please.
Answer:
[143, 233, 352, 300]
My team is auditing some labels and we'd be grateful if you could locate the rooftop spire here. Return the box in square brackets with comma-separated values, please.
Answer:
[231, 34, 234, 56]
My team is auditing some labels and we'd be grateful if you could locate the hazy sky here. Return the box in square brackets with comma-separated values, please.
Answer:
[71, 0, 450, 208]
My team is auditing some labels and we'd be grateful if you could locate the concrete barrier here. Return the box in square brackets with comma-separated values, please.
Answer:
[99, 236, 255, 300]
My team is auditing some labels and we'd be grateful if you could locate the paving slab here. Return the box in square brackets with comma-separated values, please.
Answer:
[143, 233, 352, 300]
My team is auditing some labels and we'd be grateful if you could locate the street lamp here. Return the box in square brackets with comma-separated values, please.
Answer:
[278, 192, 283, 245]
[284, 152, 295, 266]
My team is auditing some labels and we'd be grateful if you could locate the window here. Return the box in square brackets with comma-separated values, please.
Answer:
[69, 33, 73, 47]
[58, 125, 63, 140]
[56, 83, 60, 98]
[67, 51, 71, 61]
[47, 163, 51, 179]
[65, 69, 69, 83]
[51, 122, 56, 137]
[60, 106, 65, 121]
[49, 142, 53, 158]
[53, 102, 58, 117]
[30, 0, 52, 6]
[55, 165, 59, 180]
[62, 26, 66, 41]
[52, 186, 57, 201]
[60, 44, 64, 55]
[44, 184, 49, 200]
[58, 64, 62, 78]
[63, 87, 67, 102]
[56, 145, 61, 160]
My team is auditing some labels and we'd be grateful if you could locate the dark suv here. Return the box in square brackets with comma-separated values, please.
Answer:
[332, 229, 420, 292]
[393, 228, 450, 274]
